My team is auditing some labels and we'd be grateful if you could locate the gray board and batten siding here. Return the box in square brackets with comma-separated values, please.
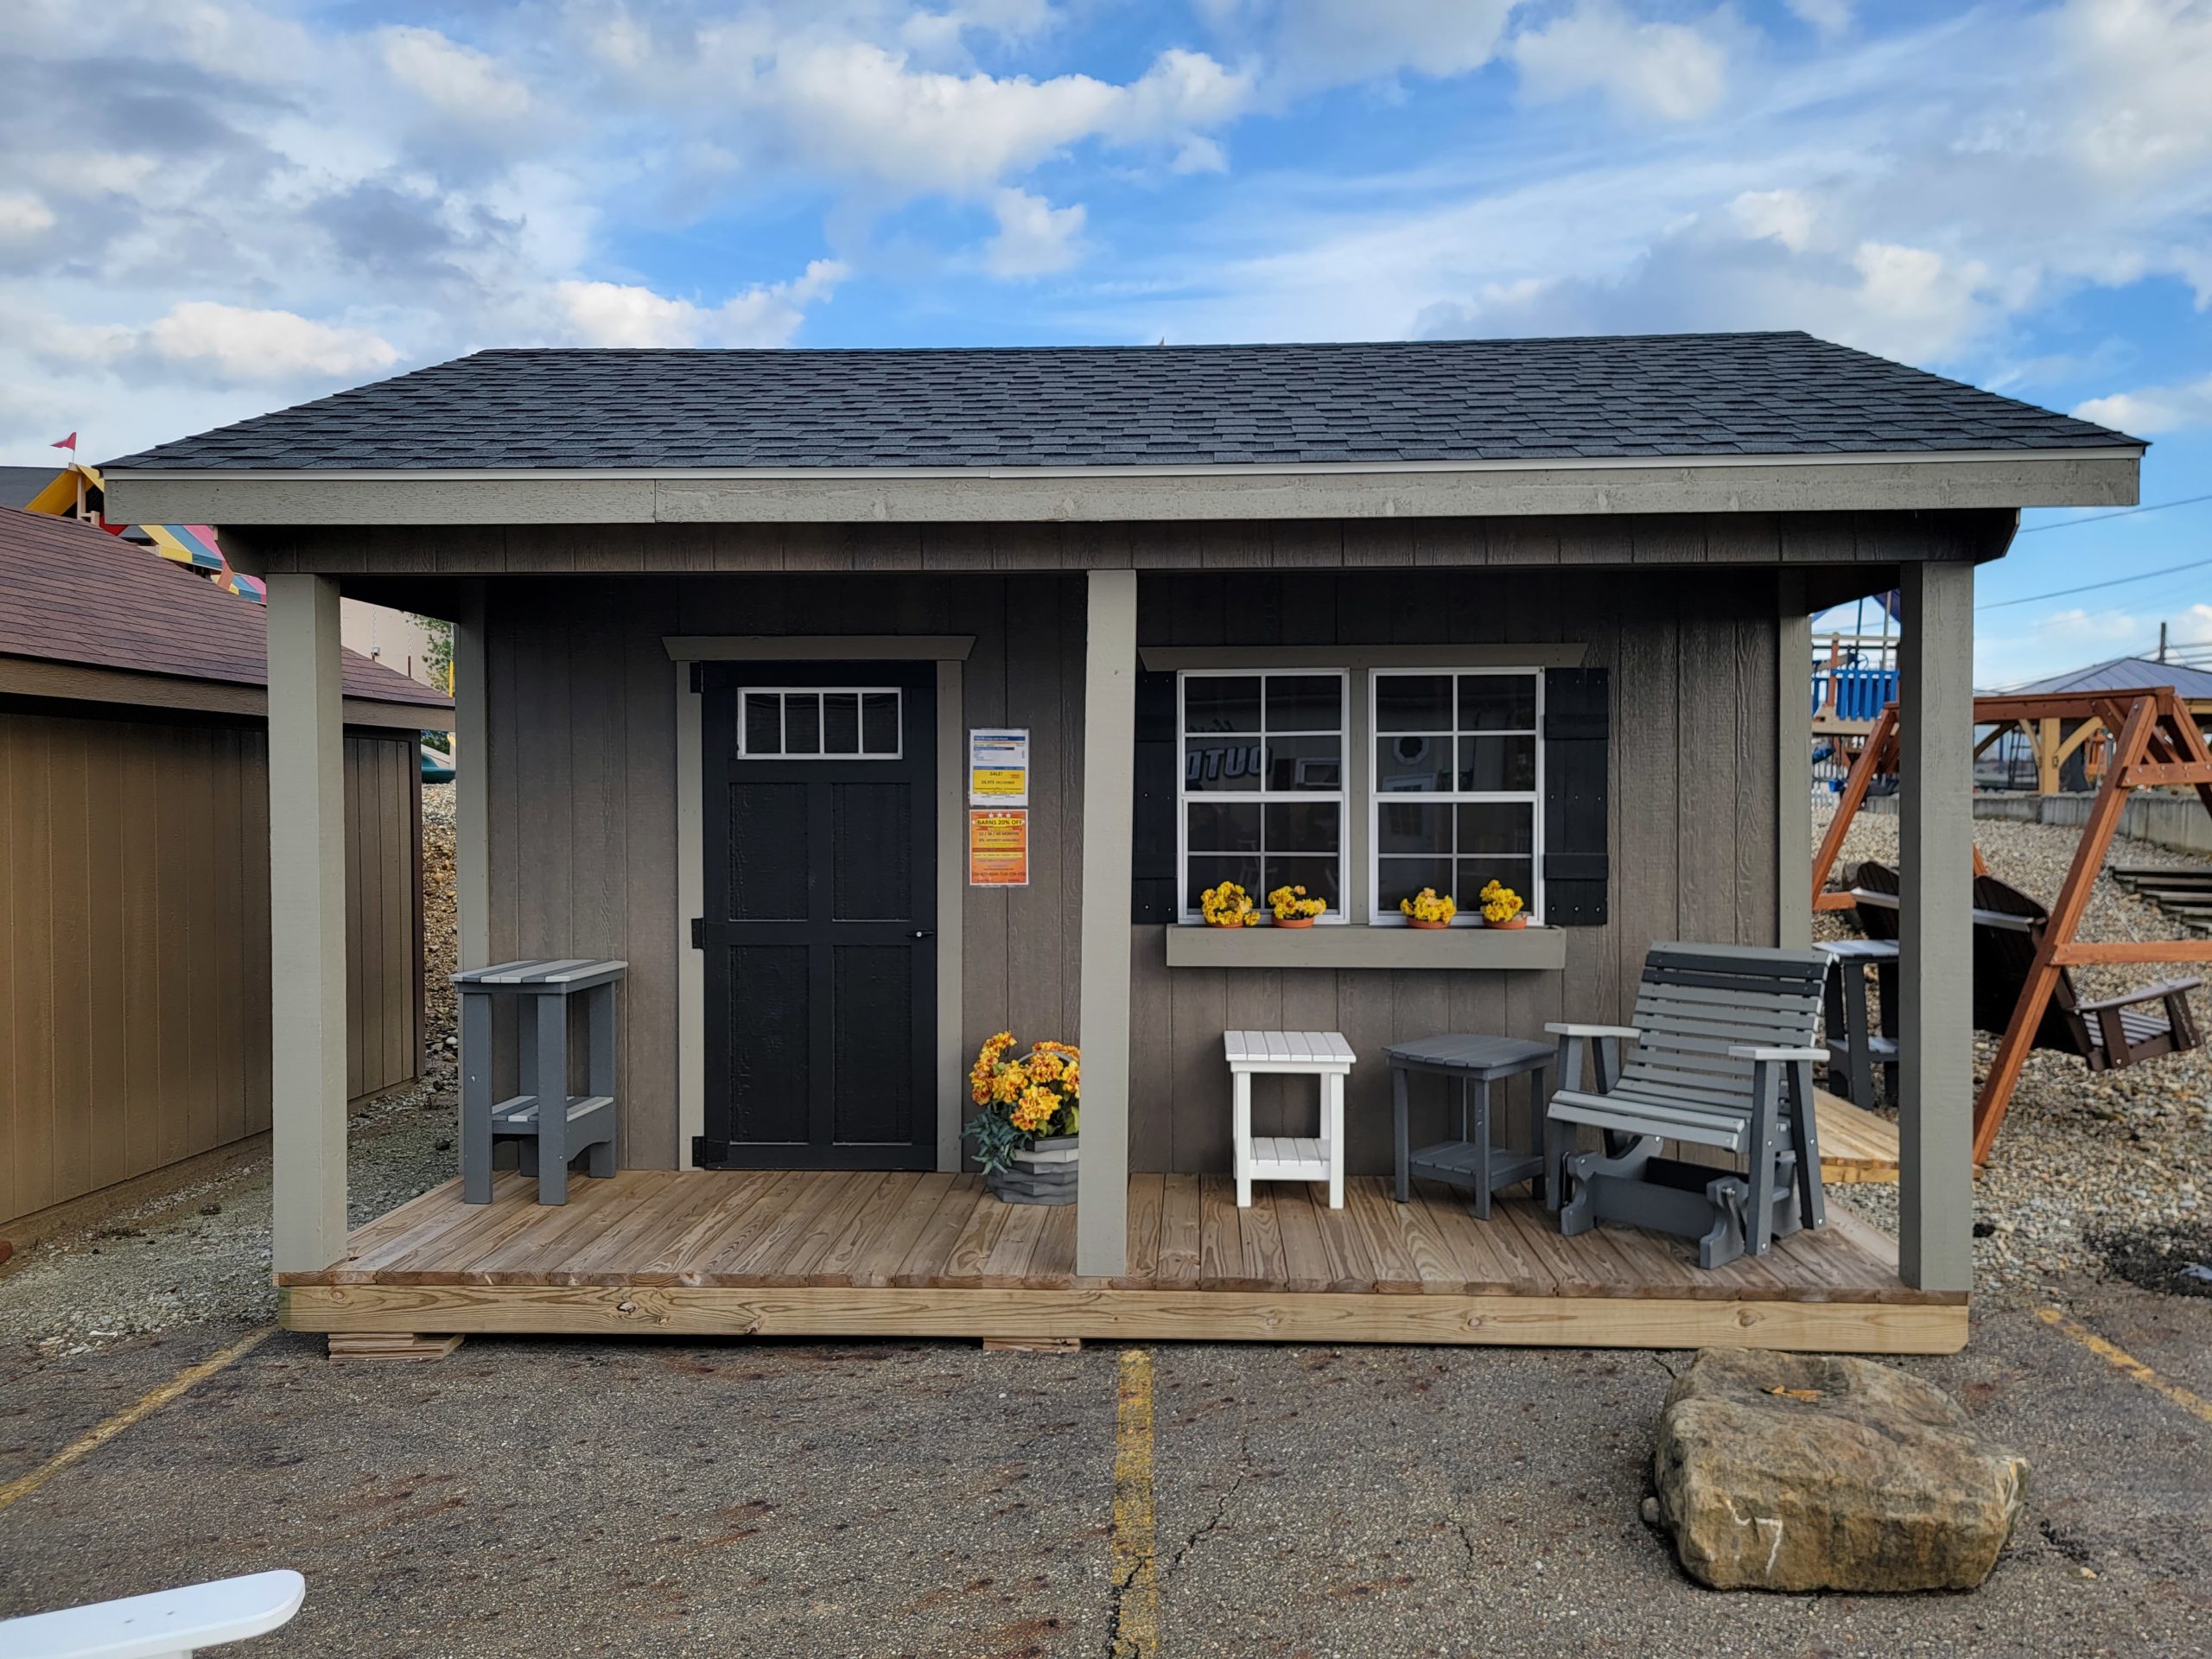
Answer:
[435, 505, 1972, 1179]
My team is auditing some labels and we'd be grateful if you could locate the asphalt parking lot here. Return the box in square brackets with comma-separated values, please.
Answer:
[4, 1280, 2210, 1657]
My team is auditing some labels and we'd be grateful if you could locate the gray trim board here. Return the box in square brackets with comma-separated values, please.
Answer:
[1897, 559, 1975, 1294]
[664, 634, 976, 663]
[109, 454, 2140, 526]
[1076, 570, 1138, 1277]
[936, 659, 965, 1171]
[1777, 573, 1812, 951]
[1141, 643, 1590, 671]
[676, 665, 704, 1168]
[266, 574, 348, 1275]
[1163, 925, 1567, 971]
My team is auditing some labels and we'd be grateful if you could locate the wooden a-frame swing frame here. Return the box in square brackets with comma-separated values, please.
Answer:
[1810, 687, 2212, 1163]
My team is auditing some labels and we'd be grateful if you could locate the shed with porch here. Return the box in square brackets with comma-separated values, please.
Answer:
[103, 333, 2144, 1353]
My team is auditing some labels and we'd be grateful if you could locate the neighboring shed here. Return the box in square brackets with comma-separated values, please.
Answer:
[105, 330, 2148, 1355]
[0, 507, 454, 1227]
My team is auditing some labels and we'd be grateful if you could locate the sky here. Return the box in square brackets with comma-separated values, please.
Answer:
[3, 0, 2209, 686]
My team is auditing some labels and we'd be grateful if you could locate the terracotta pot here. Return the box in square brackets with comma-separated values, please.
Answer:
[1484, 915, 1529, 930]
[1405, 918, 1452, 931]
[1273, 916, 1316, 929]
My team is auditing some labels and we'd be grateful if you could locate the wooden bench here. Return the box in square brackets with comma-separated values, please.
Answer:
[1224, 1030, 1356, 1210]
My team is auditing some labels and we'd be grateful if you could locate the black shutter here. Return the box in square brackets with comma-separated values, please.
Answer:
[1543, 667, 1610, 926]
[1131, 670, 1179, 924]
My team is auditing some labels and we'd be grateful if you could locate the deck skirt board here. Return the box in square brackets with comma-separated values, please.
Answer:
[282, 1170, 1962, 1353]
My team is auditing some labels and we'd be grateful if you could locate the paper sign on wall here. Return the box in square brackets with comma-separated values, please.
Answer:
[968, 728, 1029, 805]
[969, 809, 1029, 887]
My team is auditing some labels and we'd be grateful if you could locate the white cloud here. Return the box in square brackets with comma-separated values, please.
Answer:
[1785, 0, 1853, 36]
[0, 193, 56, 238]
[983, 188, 1086, 277]
[1732, 188, 1816, 253]
[139, 302, 401, 380]
[378, 25, 533, 123]
[2060, 0, 2212, 178]
[1510, 3, 1730, 123]
[2074, 372, 2212, 433]
[555, 260, 848, 347]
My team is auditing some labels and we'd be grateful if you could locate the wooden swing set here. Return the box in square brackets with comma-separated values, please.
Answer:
[1810, 687, 2212, 1163]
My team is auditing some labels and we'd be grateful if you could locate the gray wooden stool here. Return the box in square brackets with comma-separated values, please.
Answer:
[454, 958, 626, 1205]
[1385, 1033, 1553, 1217]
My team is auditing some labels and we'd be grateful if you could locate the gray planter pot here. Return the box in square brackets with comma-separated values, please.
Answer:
[988, 1134, 1079, 1206]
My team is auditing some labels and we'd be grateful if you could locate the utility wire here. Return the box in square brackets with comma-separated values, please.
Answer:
[2015, 491, 2212, 533]
[1976, 555, 2212, 611]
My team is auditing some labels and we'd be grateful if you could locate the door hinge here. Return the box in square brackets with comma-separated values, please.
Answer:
[690, 917, 704, 949]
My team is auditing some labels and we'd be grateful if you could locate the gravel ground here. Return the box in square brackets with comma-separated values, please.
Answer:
[0, 785, 461, 1359]
[1815, 802, 2212, 1304]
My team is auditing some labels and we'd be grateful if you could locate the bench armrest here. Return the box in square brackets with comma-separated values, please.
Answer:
[1727, 1045, 1827, 1062]
[1546, 1022, 1641, 1040]
[2076, 978, 2205, 1014]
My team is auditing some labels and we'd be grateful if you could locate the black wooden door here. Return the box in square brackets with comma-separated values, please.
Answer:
[697, 663, 936, 1169]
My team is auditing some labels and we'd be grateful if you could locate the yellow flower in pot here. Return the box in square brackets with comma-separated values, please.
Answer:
[1268, 884, 1327, 928]
[1478, 880, 1528, 928]
[1399, 887, 1457, 929]
[1200, 881, 1260, 927]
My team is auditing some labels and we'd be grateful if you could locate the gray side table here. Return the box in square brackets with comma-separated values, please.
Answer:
[454, 958, 626, 1205]
[1820, 939, 1899, 1107]
[1384, 1033, 1554, 1218]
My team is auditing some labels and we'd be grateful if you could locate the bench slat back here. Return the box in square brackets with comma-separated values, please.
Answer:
[1620, 944, 1827, 1120]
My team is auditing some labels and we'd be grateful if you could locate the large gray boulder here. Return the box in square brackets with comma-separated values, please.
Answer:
[1652, 1349, 2028, 1592]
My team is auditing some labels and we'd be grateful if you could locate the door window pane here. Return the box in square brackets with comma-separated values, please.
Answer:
[743, 693, 781, 756]
[1184, 675, 1262, 734]
[822, 692, 861, 755]
[861, 692, 899, 755]
[1376, 673, 1452, 732]
[784, 694, 821, 755]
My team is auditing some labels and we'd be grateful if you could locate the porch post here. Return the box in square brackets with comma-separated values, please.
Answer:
[266, 573, 349, 1275]
[1777, 572, 1811, 950]
[1897, 559, 1974, 1293]
[1076, 569, 1137, 1279]
[453, 582, 489, 969]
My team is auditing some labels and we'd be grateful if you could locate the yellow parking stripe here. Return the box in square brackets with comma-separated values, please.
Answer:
[1111, 1346, 1160, 1657]
[0, 1325, 277, 1515]
[2037, 1306, 2212, 1427]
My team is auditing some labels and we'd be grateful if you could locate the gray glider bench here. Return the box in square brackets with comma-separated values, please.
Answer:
[1542, 943, 1828, 1269]
[454, 958, 626, 1205]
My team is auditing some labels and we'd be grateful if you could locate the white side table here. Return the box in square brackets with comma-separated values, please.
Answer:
[1224, 1030, 1356, 1209]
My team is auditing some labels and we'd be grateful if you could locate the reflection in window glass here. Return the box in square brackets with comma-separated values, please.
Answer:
[1178, 670, 1345, 919]
[861, 692, 899, 754]
[1371, 671, 1543, 923]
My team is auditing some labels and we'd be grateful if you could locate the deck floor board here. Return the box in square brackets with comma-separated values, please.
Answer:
[283, 1170, 1961, 1353]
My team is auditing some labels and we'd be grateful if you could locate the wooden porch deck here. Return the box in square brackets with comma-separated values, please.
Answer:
[280, 1166, 1961, 1354]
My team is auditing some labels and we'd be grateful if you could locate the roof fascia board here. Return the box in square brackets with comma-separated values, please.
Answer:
[0, 654, 454, 729]
[105, 451, 2141, 527]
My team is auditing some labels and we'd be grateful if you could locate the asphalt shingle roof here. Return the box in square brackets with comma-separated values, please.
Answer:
[104, 333, 2139, 473]
[0, 507, 453, 709]
[2008, 656, 2212, 699]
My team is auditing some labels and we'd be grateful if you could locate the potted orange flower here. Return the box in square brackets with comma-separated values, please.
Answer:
[1399, 887, 1457, 929]
[965, 1032, 1082, 1205]
[1268, 884, 1327, 928]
